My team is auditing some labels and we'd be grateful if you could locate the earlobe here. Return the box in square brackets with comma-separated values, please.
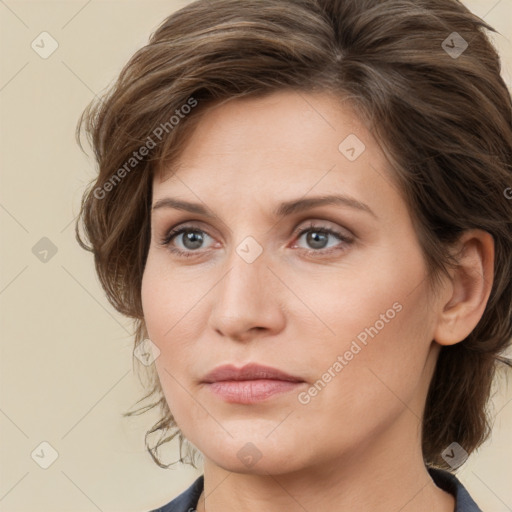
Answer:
[433, 229, 494, 347]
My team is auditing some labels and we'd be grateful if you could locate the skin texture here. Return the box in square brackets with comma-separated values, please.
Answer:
[141, 90, 494, 512]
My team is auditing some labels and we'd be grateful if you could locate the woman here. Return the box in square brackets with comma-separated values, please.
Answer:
[75, 0, 512, 510]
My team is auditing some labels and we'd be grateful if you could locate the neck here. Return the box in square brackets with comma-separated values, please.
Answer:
[196, 411, 455, 512]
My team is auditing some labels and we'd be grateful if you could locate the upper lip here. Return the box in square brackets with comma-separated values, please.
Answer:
[202, 363, 304, 383]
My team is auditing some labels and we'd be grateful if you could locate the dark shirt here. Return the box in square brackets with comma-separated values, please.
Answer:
[149, 467, 482, 511]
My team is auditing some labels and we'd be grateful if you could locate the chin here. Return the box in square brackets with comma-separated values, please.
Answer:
[210, 451, 303, 476]
[197, 433, 308, 475]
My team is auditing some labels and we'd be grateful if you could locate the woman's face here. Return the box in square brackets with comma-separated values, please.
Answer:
[141, 90, 443, 474]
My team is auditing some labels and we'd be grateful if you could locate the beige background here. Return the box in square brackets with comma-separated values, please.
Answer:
[0, 1, 511, 511]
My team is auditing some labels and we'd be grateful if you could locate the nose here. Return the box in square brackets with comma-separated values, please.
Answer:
[207, 242, 286, 343]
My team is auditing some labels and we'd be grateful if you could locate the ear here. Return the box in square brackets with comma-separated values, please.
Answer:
[433, 229, 494, 346]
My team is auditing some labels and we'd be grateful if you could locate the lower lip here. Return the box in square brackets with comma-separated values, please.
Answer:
[205, 379, 304, 403]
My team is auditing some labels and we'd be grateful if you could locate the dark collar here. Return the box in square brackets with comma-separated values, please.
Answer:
[428, 467, 483, 511]
[149, 474, 203, 512]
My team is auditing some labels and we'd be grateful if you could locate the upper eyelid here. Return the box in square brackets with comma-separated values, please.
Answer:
[152, 205, 363, 231]
[160, 221, 352, 246]
[160, 218, 348, 235]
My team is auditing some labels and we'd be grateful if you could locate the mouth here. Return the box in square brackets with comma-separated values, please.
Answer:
[201, 363, 306, 404]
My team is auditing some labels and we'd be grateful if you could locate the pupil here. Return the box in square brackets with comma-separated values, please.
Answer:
[184, 231, 203, 249]
[308, 231, 327, 249]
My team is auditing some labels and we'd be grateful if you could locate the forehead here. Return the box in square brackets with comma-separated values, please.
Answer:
[157, 91, 368, 172]
[152, 90, 401, 219]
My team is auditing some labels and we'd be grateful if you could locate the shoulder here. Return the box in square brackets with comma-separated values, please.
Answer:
[428, 467, 483, 512]
[148, 475, 204, 512]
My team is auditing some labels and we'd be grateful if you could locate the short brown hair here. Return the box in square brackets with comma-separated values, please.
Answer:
[76, 0, 512, 470]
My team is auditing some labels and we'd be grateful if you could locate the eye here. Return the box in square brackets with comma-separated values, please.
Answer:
[292, 222, 353, 256]
[158, 221, 353, 258]
[159, 225, 214, 258]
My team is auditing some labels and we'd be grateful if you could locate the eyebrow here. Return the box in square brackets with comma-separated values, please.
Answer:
[151, 194, 377, 219]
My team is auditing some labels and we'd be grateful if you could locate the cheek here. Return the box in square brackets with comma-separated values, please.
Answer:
[141, 265, 195, 430]
[141, 256, 204, 406]
[289, 243, 427, 358]
[291, 245, 433, 421]
[141, 254, 191, 348]
[141, 263, 166, 344]
[290, 297, 432, 462]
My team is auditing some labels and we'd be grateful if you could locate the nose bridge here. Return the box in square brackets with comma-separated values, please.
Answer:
[209, 231, 281, 338]
[218, 235, 270, 309]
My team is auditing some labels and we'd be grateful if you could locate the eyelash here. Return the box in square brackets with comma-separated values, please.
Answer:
[158, 222, 353, 259]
